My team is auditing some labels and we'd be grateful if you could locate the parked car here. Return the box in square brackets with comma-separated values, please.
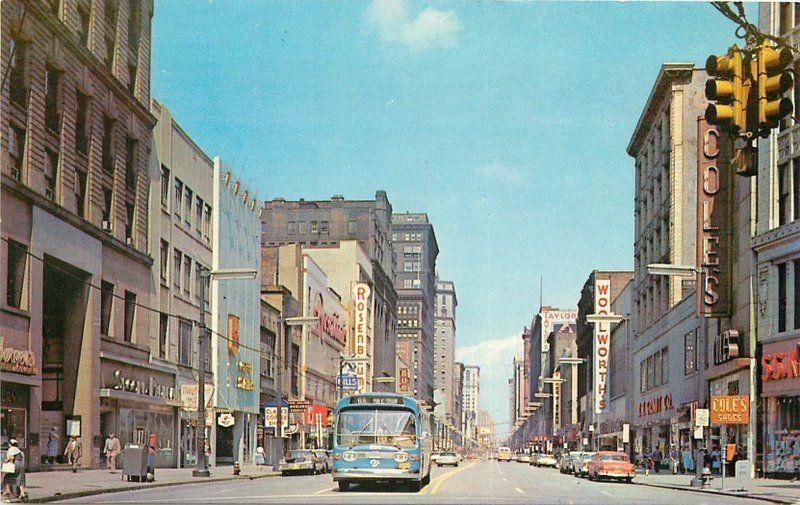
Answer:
[587, 451, 636, 482]
[312, 449, 333, 473]
[465, 453, 477, 461]
[277, 450, 325, 476]
[536, 454, 558, 468]
[569, 452, 585, 475]
[519, 453, 532, 464]
[558, 453, 573, 473]
[431, 452, 442, 464]
[576, 452, 596, 477]
[437, 451, 461, 467]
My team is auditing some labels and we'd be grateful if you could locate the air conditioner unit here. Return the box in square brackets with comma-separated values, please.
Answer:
[125, 236, 134, 246]
[102, 220, 113, 232]
[10, 166, 20, 180]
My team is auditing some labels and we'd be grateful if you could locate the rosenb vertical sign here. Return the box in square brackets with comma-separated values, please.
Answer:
[353, 283, 371, 394]
[697, 117, 732, 318]
[594, 278, 611, 414]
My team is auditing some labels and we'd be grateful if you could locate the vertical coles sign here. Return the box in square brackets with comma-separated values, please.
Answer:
[697, 117, 732, 318]
[594, 279, 611, 414]
[353, 283, 371, 393]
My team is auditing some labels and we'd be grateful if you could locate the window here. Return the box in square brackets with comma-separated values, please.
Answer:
[8, 124, 25, 180]
[660, 347, 669, 385]
[75, 91, 89, 154]
[104, 1, 118, 68]
[183, 256, 192, 295]
[795, 158, 800, 223]
[321, 221, 329, 235]
[100, 281, 114, 336]
[779, 263, 788, 333]
[75, 169, 87, 218]
[127, 63, 136, 91]
[310, 221, 318, 233]
[159, 313, 168, 359]
[77, 6, 90, 46]
[45, 149, 58, 201]
[260, 327, 276, 379]
[128, 0, 141, 48]
[403, 278, 413, 289]
[287, 221, 296, 235]
[796, 259, 800, 330]
[160, 165, 170, 206]
[291, 344, 300, 395]
[44, 65, 60, 133]
[178, 319, 192, 366]
[125, 203, 134, 242]
[102, 115, 114, 172]
[194, 263, 202, 300]
[173, 249, 182, 290]
[348, 221, 356, 234]
[6, 240, 26, 309]
[184, 187, 192, 224]
[204, 204, 212, 239]
[684, 331, 697, 375]
[780, 1, 792, 34]
[195, 197, 203, 235]
[123, 291, 136, 342]
[102, 187, 113, 224]
[299, 221, 308, 234]
[159, 240, 169, 281]
[8, 37, 27, 107]
[125, 136, 137, 191]
[780, 162, 791, 226]
[174, 178, 183, 217]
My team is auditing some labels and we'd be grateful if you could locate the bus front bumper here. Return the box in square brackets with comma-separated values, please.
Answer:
[333, 468, 420, 481]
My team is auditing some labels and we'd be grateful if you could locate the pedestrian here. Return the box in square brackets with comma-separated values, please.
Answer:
[2, 439, 27, 502]
[683, 446, 694, 473]
[45, 426, 59, 465]
[711, 445, 721, 475]
[103, 432, 121, 473]
[146, 433, 156, 480]
[669, 446, 679, 474]
[63, 436, 82, 473]
[255, 445, 266, 465]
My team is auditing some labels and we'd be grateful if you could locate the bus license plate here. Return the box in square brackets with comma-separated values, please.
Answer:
[397, 461, 410, 469]
[292, 465, 300, 470]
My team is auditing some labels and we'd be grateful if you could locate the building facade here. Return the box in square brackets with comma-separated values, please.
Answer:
[391, 213, 439, 405]
[1, 0, 156, 470]
[434, 278, 457, 425]
[260, 192, 397, 393]
[462, 365, 480, 444]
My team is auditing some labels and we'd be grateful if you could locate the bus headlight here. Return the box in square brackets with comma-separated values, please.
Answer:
[409, 453, 419, 461]
[342, 451, 357, 462]
[393, 452, 408, 463]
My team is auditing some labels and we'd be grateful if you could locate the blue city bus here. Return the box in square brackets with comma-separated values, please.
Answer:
[332, 393, 432, 492]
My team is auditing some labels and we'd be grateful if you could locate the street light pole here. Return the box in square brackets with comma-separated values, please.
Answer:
[692, 266, 708, 488]
[194, 268, 211, 478]
[275, 315, 285, 461]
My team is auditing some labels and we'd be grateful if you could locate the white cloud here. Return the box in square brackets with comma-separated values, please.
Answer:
[472, 162, 527, 185]
[456, 332, 522, 367]
[365, 0, 461, 52]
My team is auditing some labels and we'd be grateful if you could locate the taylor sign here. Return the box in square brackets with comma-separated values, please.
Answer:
[697, 117, 732, 318]
[593, 278, 611, 414]
[353, 283, 371, 394]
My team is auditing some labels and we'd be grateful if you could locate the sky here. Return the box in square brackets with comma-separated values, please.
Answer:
[151, 0, 755, 436]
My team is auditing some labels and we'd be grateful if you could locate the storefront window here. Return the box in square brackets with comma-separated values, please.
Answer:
[118, 408, 174, 466]
[766, 396, 800, 474]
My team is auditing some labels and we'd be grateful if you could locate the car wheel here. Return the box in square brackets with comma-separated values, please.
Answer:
[338, 481, 350, 492]
[625, 477, 633, 484]
[455, 462, 459, 467]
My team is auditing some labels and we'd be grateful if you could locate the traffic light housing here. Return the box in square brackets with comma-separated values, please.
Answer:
[757, 43, 793, 133]
[706, 48, 746, 133]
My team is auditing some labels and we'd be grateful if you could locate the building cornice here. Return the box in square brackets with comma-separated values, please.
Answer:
[751, 221, 800, 254]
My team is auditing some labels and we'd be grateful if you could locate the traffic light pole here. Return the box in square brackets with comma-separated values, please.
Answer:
[691, 266, 708, 489]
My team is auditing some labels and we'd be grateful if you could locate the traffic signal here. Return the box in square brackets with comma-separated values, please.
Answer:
[706, 48, 746, 133]
[756, 42, 793, 133]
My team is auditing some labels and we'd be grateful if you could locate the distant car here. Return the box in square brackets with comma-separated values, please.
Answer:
[536, 454, 558, 468]
[312, 449, 332, 474]
[519, 454, 532, 464]
[431, 452, 442, 464]
[558, 453, 573, 473]
[278, 450, 325, 476]
[569, 452, 585, 475]
[588, 451, 636, 482]
[497, 446, 512, 462]
[465, 453, 477, 461]
[577, 452, 596, 477]
[437, 451, 460, 467]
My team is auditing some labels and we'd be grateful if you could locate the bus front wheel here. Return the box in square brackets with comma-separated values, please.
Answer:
[338, 481, 350, 492]
[421, 472, 431, 486]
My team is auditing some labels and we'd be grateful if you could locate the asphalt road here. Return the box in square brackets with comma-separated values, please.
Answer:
[65, 460, 765, 504]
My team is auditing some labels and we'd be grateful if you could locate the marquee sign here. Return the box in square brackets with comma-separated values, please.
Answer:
[697, 117, 732, 318]
[353, 283, 371, 393]
[593, 279, 611, 414]
[637, 394, 673, 417]
[227, 314, 240, 356]
[0, 344, 36, 375]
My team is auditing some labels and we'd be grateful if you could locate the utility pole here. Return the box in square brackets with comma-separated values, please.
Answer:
[194, 268, 211, 478]
[274, 315, 285, 461]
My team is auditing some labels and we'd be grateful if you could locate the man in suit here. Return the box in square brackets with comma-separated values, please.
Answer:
[64, 436, 82, 473]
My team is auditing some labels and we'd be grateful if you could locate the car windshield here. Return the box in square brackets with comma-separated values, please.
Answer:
[312, 450, 327, 457]
[581, 453, 595, 461]
[290, 450, 313, 459]
[336, 408, 417, 447]
[599, 453, 629, 462]
[442, 452, 456, 456]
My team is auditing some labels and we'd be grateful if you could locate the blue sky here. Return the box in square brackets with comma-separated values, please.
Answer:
[152, 0, 754, 434]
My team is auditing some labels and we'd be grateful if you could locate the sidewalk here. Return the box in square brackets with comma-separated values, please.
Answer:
[634, 470, 800, 504]
[12, 465, 279, 503]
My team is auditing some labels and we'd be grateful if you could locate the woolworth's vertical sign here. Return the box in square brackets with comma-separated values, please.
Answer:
[594, 278, 611, 414]
[697, 117, 732, 318]
[353, 283, 371, 393]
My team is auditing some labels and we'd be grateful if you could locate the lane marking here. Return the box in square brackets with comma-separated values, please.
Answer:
[502, 478, 508, 482]
[514, 487, 524, 494]
[601, 490, 614, 497]
[427, 462, 475, 495]
[314, 487, 335, 495]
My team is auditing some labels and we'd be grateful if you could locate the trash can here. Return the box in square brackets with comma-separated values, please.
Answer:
[122, 444, 148, 482]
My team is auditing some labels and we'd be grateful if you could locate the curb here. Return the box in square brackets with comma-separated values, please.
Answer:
[28, 472, 281, 503]
[633, 481, 796, 504]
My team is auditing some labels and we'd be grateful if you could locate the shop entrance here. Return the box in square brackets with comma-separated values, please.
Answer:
[216, 417, 234, 464]
[41, 257, 89, 466]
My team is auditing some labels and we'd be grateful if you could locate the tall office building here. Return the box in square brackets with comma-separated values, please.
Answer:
[434, 278, 457, 424]
[391, 213, 439, 405]
[462, 365, 480, 442]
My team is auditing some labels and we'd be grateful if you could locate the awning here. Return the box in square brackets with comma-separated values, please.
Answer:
[99, 388, 183, 407]
[596, 430, 624, 439]
[261, 399, 289, 408]
[0, 372, 40, 387]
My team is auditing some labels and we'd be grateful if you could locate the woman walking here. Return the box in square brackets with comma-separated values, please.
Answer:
[2, 439, 27, 502]
[45, 427, 59, 465]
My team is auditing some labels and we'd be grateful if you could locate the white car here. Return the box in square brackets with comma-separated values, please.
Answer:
[436, 451, 460, 466]
[519, 454, 532, 463]
[536, 454, 558, 467]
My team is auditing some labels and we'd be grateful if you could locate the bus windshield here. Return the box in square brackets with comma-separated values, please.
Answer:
[337, 408, 417, 448]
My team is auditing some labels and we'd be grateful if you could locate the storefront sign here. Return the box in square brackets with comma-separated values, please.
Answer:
[180, 383, 214, 411]
[236, 360, 254, 390]
[710, 395, 749, 424]
[593, 279, 611, 414]
[227, 314, 240, 356]
[696, 117, 732, 318]
[236, 377, 254, 391]
[695, 408, 710, 427]
[311, 294, 347, 346]
[112, 370, 176, 400]
[353, 283, 371, 394]
[304, 404, 329, 426]
[637, 394, 673, 417]
[218, 412, 235, 427]
[289, 400, 309, 413]
[264, 407, 289, 428]
[713, 329, 740, 365]
[397, 367, 410, 393]
[0, 344, 36, 375]
[762, 346, 800, 382]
